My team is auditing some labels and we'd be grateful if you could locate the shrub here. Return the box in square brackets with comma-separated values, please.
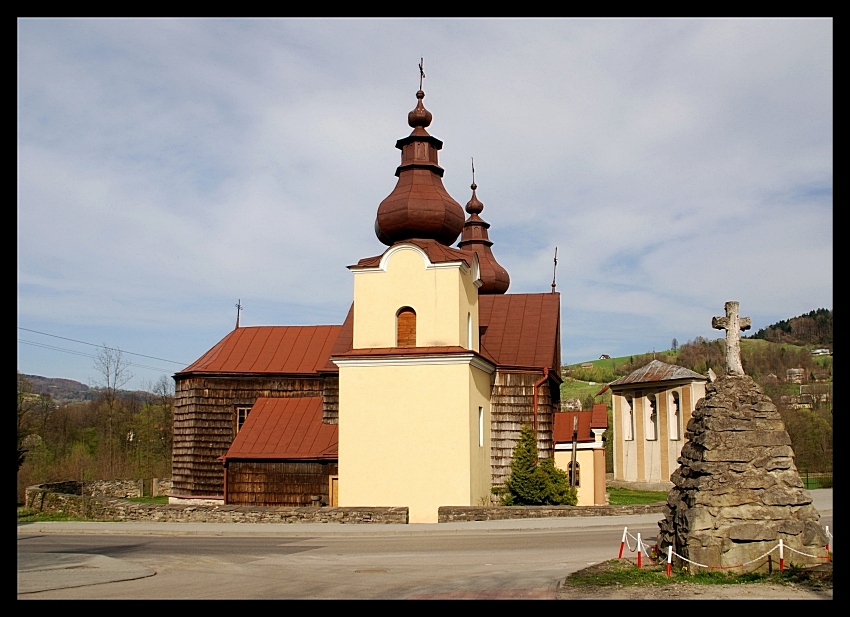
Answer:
[497, 425, 577, 506]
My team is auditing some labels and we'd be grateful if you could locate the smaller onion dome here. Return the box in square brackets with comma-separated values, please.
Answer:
[457, 182, 510, 294]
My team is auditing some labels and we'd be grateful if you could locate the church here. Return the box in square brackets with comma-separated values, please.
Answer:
[171, 82, 563, 523]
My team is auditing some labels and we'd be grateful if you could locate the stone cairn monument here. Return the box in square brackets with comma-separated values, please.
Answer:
[658, 301, 828, 572]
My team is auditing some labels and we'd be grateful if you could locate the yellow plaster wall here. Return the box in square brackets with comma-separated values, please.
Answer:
[337, 361, 491, 523]
[352, 245, 479, 350]
[554, 448, 600, 506]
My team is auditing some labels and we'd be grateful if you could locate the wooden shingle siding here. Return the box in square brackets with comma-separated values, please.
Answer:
[322, 376, 339, 424]
[490, 371, 555, 492]
[172, 375, 326, 497]
[226, 461, 339, 506]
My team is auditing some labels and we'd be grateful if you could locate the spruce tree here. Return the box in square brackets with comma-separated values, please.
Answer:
[500, 424, 577, 506]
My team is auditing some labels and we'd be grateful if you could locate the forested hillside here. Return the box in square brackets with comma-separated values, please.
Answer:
[747, 308, 832, 347]
[17, 370, 174, 503]
[562, 308, 833, 476]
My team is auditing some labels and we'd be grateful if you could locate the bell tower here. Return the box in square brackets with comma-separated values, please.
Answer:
[335, 77, 494, 523]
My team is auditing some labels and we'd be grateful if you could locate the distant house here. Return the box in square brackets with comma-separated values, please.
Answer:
[552, 403, 608, 505]
[811, 348, 830, 356]
[600, 360, 706, 487]
[560, 397, 583, 412]
[786, 368, 806, 384]
[599, 354, 610, 360]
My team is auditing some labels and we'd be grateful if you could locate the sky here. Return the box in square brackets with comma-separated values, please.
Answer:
[17, 18, 833, 391]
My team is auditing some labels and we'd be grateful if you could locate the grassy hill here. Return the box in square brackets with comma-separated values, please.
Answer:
[561, 338, 832, 405]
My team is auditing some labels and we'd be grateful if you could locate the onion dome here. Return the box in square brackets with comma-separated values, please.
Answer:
[374, 89, 465, 246]
[457, 182, 510, 294]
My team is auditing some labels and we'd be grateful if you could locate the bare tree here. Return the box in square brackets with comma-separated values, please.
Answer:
[93, 345, 133, 476]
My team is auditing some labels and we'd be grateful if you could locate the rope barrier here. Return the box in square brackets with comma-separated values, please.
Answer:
[825, 525, 831, 562]
[672, 545, 779, 570]
[618, 527, 627, 558]
[784, 544, 830, 559]
[617, 525, 832, 572]
[619, 527, 638, 554]
[637, 533, 643, 569]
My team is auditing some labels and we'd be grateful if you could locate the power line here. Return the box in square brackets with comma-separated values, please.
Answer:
[17, 327, 188, 365]
[18, 339, 181, 373]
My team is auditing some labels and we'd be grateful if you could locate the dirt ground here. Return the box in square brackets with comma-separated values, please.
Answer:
[558, 581, 832, 600]
[557, 560, 833, 600]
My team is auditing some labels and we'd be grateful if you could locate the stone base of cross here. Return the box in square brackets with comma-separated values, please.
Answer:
[712, 301, 751, 376]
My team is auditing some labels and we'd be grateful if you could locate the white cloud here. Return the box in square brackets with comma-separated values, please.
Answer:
[17, 18, 832, 387]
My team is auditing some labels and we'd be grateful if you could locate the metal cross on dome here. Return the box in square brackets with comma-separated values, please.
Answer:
[712, 301, 751, 376]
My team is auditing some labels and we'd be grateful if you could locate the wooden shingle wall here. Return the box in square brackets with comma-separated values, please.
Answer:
[322, 376, 339, 424]
[225, 460, 338, 506]
[490, 371, 555, 492]
[172, 375, 325, 497]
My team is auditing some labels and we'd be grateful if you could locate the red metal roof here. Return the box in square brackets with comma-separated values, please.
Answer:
[178, 290, 561, 377]
[591, 402, 608, 430]
[177, 324, 343, 376]
[353, 238, 472, 269]
[319, 303, 353, 372]
[223, 397, 337, 461]
[479, 293, 560, 371]
[554, 410, 601, 444]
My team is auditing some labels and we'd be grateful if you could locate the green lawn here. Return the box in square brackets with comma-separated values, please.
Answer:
[17, 507, 86, 522]
[607, 487, 668, 505]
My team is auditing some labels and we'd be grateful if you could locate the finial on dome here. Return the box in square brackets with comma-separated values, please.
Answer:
[408, 90, 432, 129]
[466, 158, 484, 215]
[408, 58, 433, 129]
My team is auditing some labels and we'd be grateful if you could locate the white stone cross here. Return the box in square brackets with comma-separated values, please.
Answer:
[712, 301, 751, 376]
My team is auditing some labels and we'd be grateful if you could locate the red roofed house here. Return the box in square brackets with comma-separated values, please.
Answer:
[171, 85, 562, 522]
[553, 403, 608, 506]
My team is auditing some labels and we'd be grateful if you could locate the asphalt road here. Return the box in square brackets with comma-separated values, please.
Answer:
[17, 489, 832, 599]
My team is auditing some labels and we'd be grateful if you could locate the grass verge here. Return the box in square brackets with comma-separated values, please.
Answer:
[564, 558, 832, 590]
[17, 507, 88, 523]
[125, 495, 168, 504]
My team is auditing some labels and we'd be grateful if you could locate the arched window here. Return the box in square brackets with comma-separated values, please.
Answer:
[568, 461, 580, 487]
[396, 307, 416, 347]
[670, 391, 681, 441]
[646, 394, 658, 441]
[623, 395, 634, 441]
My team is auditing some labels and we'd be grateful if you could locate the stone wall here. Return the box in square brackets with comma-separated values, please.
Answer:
[31, 479, 174, 499]
[439, 503, 664, 523]
[24, 484, 407, 524]
[24, 482, 662, 525]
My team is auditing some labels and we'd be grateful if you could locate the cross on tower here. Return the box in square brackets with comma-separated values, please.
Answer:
[711, 300, 751, 376]
[235, 299, 243, 329]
